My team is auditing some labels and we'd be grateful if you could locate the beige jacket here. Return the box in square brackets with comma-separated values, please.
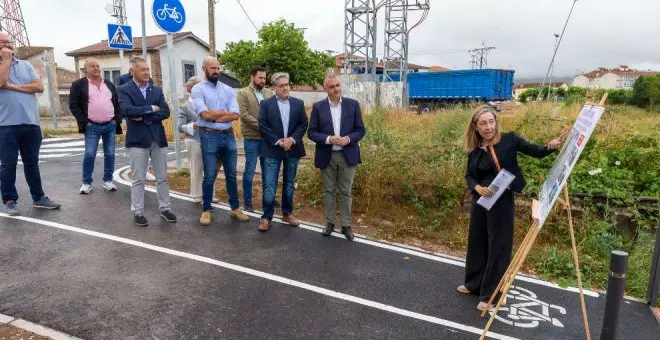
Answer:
[237, 84, 274, 139]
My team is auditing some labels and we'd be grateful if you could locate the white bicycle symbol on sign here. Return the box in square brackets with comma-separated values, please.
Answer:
[156, 4, 183, 24]
[490, 286, 567, 329]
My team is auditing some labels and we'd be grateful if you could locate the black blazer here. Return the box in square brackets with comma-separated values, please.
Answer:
[258, 95, 309, 159]
[466, 132, 555, 193]
[307, 97, 366, 169]
[117, 81, 170, 149]
[69, 77, 123, 134]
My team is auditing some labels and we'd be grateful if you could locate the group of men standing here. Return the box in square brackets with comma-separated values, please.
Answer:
[193, 56, 366, 240]
[2, 34, 366, 240]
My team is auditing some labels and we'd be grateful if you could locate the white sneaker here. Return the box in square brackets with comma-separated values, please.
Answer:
[146, 172, 156, 181]
[79, 184, 92, 194]
[103, 181, 117, 191]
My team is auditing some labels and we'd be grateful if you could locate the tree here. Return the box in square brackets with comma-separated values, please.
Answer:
[220, 19, 335, 87]
[518, 88, 538, 103]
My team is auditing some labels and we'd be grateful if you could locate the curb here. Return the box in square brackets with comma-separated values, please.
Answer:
[0, 313, 81, 340]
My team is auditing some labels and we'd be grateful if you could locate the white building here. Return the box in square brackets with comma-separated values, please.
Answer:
[65, 32, 236, 98]
[572, 66, 660, 90]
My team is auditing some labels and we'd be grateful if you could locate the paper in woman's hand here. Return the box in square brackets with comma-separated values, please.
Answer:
[477, 169, 516, 211]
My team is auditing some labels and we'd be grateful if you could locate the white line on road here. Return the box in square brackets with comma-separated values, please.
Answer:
[40, 148, 86, 153]
[33, 153, 73, 159]
[113, 166, 599, 298]
[42, 137, 79, 143]
[41, 141, 89, 148]
[0, 213, 517, 340]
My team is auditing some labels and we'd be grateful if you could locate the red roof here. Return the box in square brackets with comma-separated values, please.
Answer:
[429, 65, 450, 71]
[580, 66, 660, 79]
[65, 32, 212, 56]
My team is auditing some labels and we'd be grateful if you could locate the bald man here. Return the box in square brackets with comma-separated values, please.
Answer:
[69, 58, 123, 194]
[0, 31, 61, 215]
[191, 57, 249, 225]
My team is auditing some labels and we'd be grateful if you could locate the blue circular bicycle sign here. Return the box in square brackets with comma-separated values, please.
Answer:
[152, 0, 186, 33]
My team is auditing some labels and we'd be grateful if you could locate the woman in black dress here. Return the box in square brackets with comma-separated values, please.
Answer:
[458, 105, 561, 311]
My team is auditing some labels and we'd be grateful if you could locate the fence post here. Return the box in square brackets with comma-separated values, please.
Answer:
[600, 250, 629, 340]
[647, 226, 660, 306]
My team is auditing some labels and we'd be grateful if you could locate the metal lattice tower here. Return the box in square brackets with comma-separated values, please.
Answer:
[382, 0, 429, 106]
[343, 0, 377, 76]
[110, 0, 127, 25]
[383, 0, 429, 80]
[0, 0, 30, 47]
[468, 42, 495, 69]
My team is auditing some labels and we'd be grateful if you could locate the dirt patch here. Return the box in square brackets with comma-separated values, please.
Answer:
[0, 323, 51, 340]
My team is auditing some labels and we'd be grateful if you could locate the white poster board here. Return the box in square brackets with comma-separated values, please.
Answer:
[537, 104, 606, 227]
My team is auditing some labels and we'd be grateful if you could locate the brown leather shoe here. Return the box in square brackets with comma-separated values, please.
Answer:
[231, 209, 249, 222]
[282, 214, 300, 227]
[258, 218, 271, 232]
[200, 211, 212, 225]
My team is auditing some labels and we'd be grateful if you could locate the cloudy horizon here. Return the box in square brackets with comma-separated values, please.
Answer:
[14, 0, 660, 81]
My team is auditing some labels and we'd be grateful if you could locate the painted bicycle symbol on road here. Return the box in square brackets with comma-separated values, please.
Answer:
[490, 286, 567, 328]
[156, 4, 183, 23]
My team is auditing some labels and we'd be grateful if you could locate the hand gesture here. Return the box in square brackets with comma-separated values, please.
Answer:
[547, 137, 561, 150]
[338, 137, 350, 147]
[475, 185, 494, 198]
[280, 138, 294, 151]
[329, 136, 342, 145]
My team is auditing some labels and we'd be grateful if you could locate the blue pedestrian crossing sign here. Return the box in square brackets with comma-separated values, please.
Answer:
[152, 0, 186, 33]
[107, 24, 133, 50]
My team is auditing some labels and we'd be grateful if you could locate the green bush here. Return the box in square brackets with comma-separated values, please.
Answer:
[632, 75, 660, 109]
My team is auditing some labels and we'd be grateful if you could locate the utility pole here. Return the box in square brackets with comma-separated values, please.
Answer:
[468, 42, 495, 69]
[141, 0, 147, 59]
[109, 0, 128, 73]
[547, 33, 560, 101]
[537, 0, 579, 101]
[208, 0, 217, 58]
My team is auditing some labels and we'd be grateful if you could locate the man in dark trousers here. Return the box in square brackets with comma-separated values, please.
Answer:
[0, 31, 60, 215]
[257, 72, 309, 232]
[117, 56, 176, 226]
[307, 73, 365, 240]
[69, 58, 123, 194]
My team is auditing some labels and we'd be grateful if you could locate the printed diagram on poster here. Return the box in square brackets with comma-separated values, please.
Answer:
[537, 104, 605, 226]
[107, 24, 133, 50]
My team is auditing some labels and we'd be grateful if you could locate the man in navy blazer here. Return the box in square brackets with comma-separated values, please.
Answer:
[117, 56, 176, 226]
[257, 72, 309, 232]
[307, 73, 365, 240]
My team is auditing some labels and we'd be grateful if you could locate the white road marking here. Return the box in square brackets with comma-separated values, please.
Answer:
[42, 137, 78, 143]
[40, 148, 86, 153]
[37, 153, 73, 159]
[113, 166, 600, 298]
[41, 141, 88, 148]
[0, 213, 517, 340]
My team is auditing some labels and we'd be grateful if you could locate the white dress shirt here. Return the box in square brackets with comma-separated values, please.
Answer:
[326, 97, 345, 151]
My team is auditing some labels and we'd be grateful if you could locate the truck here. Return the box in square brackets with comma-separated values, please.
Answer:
[383, 69, 515, 113]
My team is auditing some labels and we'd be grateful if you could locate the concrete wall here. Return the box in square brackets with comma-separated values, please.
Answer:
[290, 91, 327, 106]
[158, 38, 209, 101]
[339, 75, 403, 112]
[23, 50, 64, 117]
[572, 75, 590, 88]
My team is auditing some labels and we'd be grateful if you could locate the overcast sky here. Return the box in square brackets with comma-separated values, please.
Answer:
[19, 0, 660, 80]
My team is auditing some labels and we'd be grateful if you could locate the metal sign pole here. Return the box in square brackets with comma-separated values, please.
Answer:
[119, 49, 125, 73]
[166, 33, 182, 170]
[42, 53, 58, 130]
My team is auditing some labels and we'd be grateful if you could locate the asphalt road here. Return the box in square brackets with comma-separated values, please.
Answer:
[0, 137, 657, 339]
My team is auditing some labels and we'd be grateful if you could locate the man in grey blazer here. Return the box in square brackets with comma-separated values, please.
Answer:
[178, 76, 217, 203]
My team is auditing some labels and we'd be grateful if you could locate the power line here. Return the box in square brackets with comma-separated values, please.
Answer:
[233, 0, 259, 32]
[468, 42, 495, 69]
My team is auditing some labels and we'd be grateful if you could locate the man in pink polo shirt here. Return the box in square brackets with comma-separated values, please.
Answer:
[69, 58, 123, 194]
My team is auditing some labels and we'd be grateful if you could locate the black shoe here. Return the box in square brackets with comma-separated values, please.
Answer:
[273, 200, 281, 208]
[134, 214, 148, 226]
[245, 200, 254, 212]
[342, 226, 354, 241]
[160, 210, 177, 223]
[322, 223, 335, 236]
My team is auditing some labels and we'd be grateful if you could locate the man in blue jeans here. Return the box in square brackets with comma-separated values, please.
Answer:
[0, 32, 61, 215]
[237, 66, 275, 212]
[192, 56, 250, 226]
[69, 58, 123, 194]
[257, 72, 309, 232]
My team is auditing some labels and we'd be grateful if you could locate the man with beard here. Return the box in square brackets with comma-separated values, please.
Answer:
[237, 66, 274, 212]
[192, 56, 250, 225]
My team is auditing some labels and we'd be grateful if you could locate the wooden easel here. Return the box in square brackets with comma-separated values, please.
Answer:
[479, 94, 608, 340]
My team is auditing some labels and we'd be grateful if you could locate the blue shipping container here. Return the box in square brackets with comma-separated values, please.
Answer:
[384, 69, 515, 102]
